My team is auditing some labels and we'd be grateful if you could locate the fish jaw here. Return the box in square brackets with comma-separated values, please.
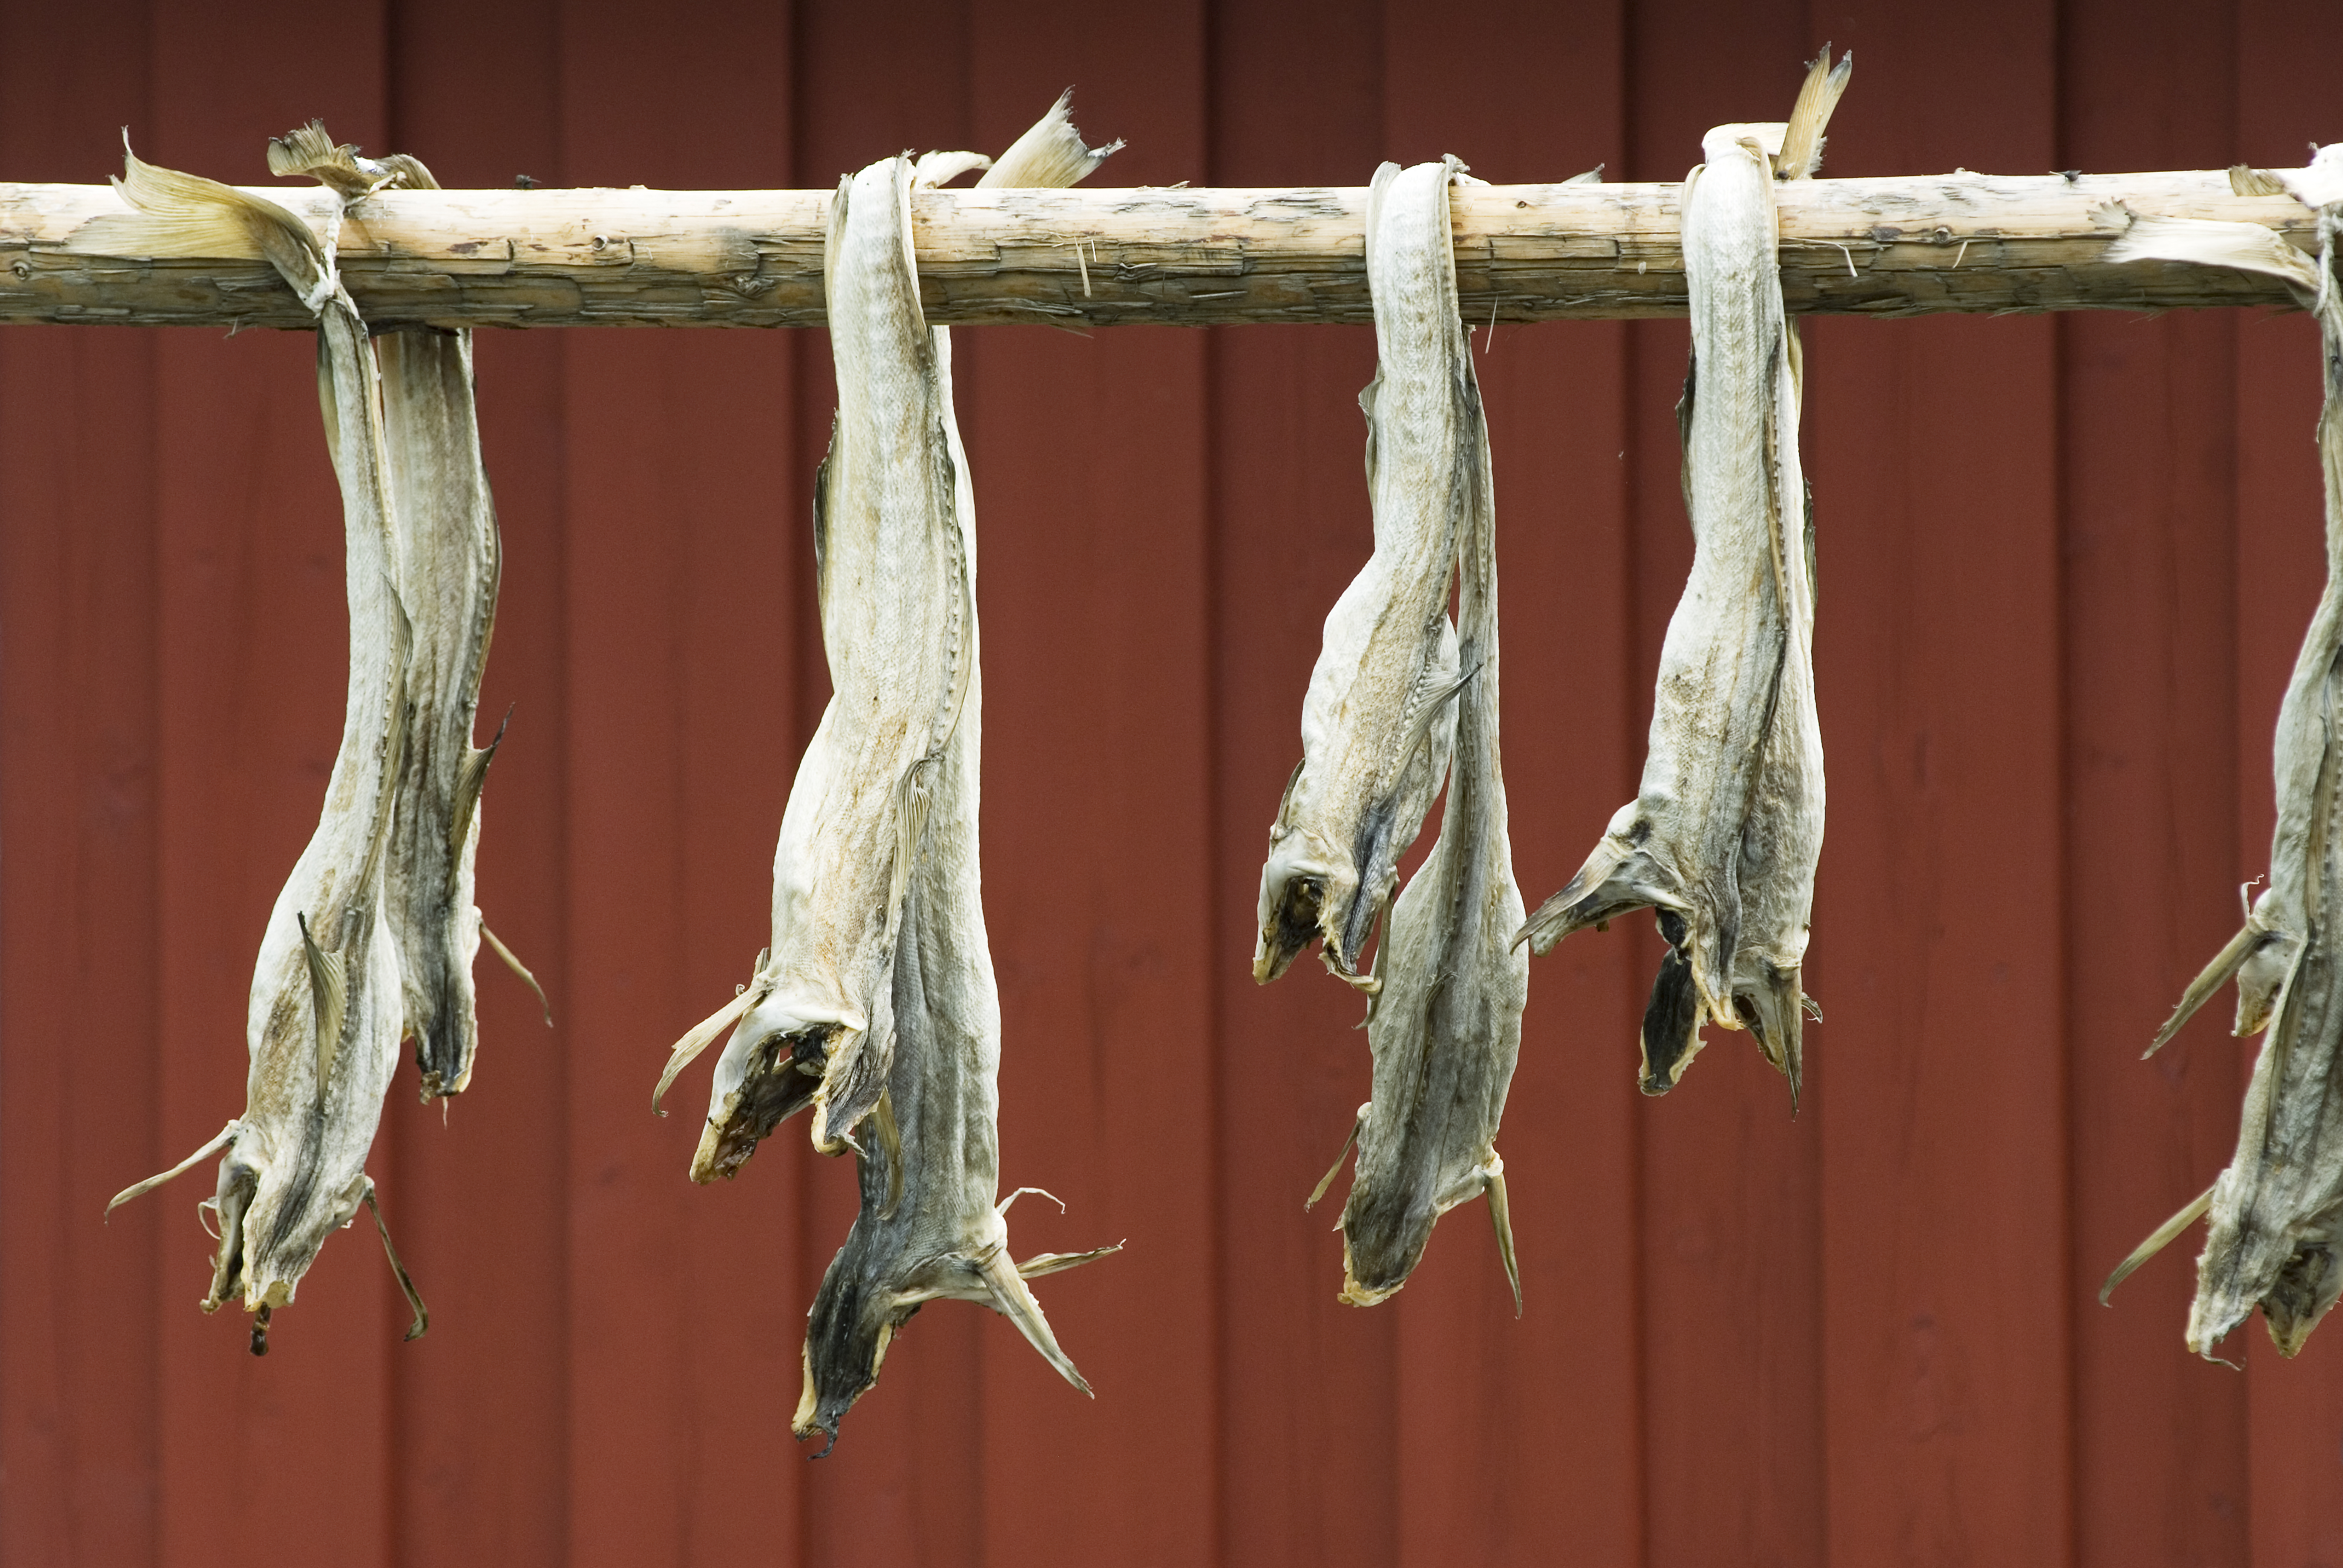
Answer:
[1253, 830, 1356, 984]
[1638, 926, 1709, 1096]
[690, 991, 859, 1182]
[411, 892, 483, 1100]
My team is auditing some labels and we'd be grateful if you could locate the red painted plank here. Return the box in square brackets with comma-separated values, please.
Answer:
[1208, 8, 1399, 1561]
[555, 4, 807, 1561]
[1377, 5, 1643, 1566]
[0, 15, 162, 1567]
[1619, 14, 1825, 1567]
[1798, 11, 2077, 1567]
[381, 10, 574, 1565]
[2057, 4, 2255, 1560]
[956, 17, 1220, 1567]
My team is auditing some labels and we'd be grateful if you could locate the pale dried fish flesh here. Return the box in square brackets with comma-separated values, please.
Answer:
[660, 94, 1115, 1175]
[1310, 159, 1529, 1310]
[1250, 162, 1470, 989]
[101, 140, 425, 1347]
[1518, 54, 1844, 1105]
[271, 128, 537, 1100]
[2100, 168, 2343, 1357]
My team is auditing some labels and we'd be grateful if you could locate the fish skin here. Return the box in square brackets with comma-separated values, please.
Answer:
[1329, 159, 1529, 1309]
[1518, 121, 1824, 1105]
[2106, 195, 2343, 1359]
[1253, 161, 1464, 991]
[680, 94, 1117, 1177]
[100, 145, 413, 1332]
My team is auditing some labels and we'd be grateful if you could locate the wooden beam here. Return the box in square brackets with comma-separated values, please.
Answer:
[0, 169, 2313, 330]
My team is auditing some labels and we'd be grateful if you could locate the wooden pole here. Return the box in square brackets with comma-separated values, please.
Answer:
[0, 169, 2312, 330]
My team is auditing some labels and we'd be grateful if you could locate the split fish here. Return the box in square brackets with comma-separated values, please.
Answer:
[268, 126, 545, 1101]
[99, 139, 426, 1347]
[2100, 152, 2343, 1357]
[657, 94, 1118, 1175]
[1307, 159, 1529, 1310]
[1518, 51, 1845, 1106]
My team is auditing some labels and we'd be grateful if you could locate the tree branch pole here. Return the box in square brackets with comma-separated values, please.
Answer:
[0, 169, 2312, 331]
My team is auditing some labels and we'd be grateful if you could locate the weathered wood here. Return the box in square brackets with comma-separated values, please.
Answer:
[0, 169, 2313, 330]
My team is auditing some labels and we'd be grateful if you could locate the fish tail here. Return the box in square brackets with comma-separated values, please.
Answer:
[975, 91, 1123, 191]
[977, 1245, 1095, 1396]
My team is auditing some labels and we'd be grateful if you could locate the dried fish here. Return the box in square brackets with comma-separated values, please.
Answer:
[1252, 155, 1509, 992]
[100, 140, 425, 1345]
[658, 95, 1117, 1175]
[1308, 159, 1528, 1310]
[1518, 53, 1844, 1106]
[2101, 158, 2343, 1357]
[775, 99, 1120, 1449]
[270, 127, 542, 1100]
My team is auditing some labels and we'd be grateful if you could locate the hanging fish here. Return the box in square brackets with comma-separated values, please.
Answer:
[98, 140, 426, 1348]
[2100, 151, 2343, 1357]
[1305, 158, 1528, 1310]
[656, 94, 1118, 1175]
[1248, 168, 1469, 991]
[267, 125, 548, 1102]
[1518, 51, 1845, 1106]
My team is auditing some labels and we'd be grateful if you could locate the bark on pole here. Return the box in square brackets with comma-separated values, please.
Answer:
[0, 171, 2313, 330]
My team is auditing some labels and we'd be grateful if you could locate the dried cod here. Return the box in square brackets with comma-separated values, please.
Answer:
[657, 97, 1118, 1175]
[269, 127, 546, 1101]
[1518, 53, 1845, 1106]
[2100, 152, 2343, 1357]
[99, 140, 427, 1348]
[1250, 174, 1469, 988]
[1304, 159, 1529, 1310]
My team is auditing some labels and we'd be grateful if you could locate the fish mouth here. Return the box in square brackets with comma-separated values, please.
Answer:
[201, 1149, 263, 1315]
[1254, 841, 1369, 985]
[691, 1023, 834, 1182]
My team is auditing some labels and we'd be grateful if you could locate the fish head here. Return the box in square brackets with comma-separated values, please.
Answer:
[792, 1228, 943, 1454]
[228, 1149, 370, 1321]
[692, 991, 862, 1181]
[1254, 829, 1357, 983]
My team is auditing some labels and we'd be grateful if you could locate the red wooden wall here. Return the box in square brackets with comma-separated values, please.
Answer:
[5, 2, 2341, 1563]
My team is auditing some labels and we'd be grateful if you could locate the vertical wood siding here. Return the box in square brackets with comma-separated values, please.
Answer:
[4, 2, 2338, 1563]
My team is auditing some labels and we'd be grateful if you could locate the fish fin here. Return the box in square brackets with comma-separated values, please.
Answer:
[998, 1186, 1067, 1217]
[89, 136, 335, 306]
[1486, 1156, 1522, 1318]
[652, 981, 760, 1114]
[297, 912, 348, 1102]
[1016, 1243, 1123, 1279]
[2100, 1181, 2217, 1304]
[1563, 164, 1604, 185]
[1774, 45, 1853, 180]
[265, 120, 376, 198]
[1519, 831, 1676, 955]
[361, 1178, 430, 1341]
[2106, 214, 2321, 300]
[356, 595, 416, 903]
[480, 923, 552, 1027]
[976, 1247, 1093, 1396]
[1742, 964, 1806, 1111]
[2148, 920, 2266, 1057]
[1801, 991, 1824, 1023]
[1305, 1106, 1367, 1211]
[976, 89, 1124, 190]
[104, 1120, 238, 1218]
[446, 706, 511, 893]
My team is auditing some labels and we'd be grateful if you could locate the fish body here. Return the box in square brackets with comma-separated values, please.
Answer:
[1519, 120, 1824, 1103]
[2106, 183, 2343, 1356]
[376, 318, 501, 1100]
[1253, 163, 1466, 988]
[102, 146, 417, 1331]
[672, 96, 1118, 1177]
[1329, 160, 1529, 1308]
